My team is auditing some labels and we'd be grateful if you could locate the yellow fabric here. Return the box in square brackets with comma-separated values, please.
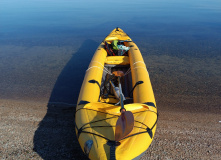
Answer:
[75, 28, 157, 160]
[105, 56, 129, 65]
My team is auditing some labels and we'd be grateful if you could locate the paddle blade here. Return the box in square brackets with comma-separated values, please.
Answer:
[115, 111, 134, 141]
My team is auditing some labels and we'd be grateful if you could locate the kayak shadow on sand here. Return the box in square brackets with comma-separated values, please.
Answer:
[33, 39, 98, 159]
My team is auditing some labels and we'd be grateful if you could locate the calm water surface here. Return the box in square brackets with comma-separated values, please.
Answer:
[0, 0, 221, 103]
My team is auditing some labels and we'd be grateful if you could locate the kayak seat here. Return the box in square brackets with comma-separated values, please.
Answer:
[105, 56, 130, 65]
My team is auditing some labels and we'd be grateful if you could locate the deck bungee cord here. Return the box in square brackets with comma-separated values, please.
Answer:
[75, 105, 158, 159]
[75, 107, 157, 140]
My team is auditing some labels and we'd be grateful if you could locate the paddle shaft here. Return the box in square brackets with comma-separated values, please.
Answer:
[118, 76, 125, 112]
[115, 75, 134, 142]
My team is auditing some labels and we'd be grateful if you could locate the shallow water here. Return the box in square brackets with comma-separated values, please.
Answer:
[0, 0, 221, 104]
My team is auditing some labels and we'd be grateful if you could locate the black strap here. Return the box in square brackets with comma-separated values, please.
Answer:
[107, 141, 121, 160]
[109, 145, 116, 160]
[78, 100, 90, 105]
[143, 102, 156, 108]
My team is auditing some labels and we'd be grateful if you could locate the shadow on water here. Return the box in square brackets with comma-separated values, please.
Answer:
[33, 39, 98, 159]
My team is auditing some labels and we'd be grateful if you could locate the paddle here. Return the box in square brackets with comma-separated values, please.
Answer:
[112, 71, 134, 142]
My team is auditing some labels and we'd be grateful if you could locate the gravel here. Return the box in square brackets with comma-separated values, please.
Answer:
[0, 99, 220, 160]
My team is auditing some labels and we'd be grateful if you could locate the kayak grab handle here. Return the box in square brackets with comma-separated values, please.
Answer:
[129, 81, 144, 97]
[88, 79, 101, 88]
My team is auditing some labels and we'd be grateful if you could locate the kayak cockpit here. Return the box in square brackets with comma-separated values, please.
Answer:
[100, 57, 133, 105]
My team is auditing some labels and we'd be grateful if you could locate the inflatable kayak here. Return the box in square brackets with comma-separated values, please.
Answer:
[75, 28, 158, 160]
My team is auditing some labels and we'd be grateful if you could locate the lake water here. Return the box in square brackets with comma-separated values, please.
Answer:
[0, 0, 221, 104]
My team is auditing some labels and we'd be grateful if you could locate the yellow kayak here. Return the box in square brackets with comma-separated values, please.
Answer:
[75, 28, 158, 160]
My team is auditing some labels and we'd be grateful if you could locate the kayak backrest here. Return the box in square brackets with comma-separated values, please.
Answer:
[105, 41, 115, 56]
